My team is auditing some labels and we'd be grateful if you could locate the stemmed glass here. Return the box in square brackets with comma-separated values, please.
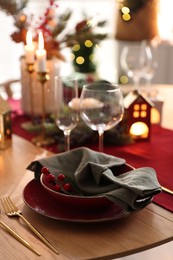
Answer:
[120, 41, 147, 90]
[142, 40, 158, 95]
[80, 82, 124, 152]
[54, 76, 79, 151]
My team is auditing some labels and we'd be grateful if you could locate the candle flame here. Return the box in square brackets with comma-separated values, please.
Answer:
[38, 31, 44, 50]
[26, 30, 33, 45]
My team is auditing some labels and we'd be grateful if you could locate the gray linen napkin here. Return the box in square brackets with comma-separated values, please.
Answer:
[27, 147, 161, 211]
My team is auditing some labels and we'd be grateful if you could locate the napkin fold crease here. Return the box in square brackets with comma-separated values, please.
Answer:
[27, 147, 161, 211]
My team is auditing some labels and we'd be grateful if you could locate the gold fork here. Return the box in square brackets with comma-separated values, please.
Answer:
[1, 196, 59, 255]
[0, 209, 41, 256]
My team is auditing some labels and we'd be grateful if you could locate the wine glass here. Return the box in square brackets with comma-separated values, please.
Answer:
[80, 82, 124, 152]
[54, 76, 79, 151]
[120, 41, 147, 90]
[142, 40, 158, 96]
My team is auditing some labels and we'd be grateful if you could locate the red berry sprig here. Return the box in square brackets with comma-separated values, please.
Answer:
[41, 167, 72, 194]
[57, 174, 65, 182]
[63, 183, 72, 192]
[41, 166, 50, 175]
[46, 173, 55, 182]
[53, 183, 61, 192]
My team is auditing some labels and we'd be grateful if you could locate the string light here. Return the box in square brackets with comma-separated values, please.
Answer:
[121, 5, 131, 21]
[84, 40, 93, 48]
[120, 75, 128, 84]
[89, 54, 94, 62]
[122, 6, 130, 14]
[122, 13, 131, 21]
[73, 41, 95, 70]
[72, 44, 80, 52]
[76, 56, 85, 65]
[118, 1, 132, 22]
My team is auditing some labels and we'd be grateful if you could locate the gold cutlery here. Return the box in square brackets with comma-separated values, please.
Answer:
[0, 209, 41, 256]
[161, 186, 173, 196]
[1, 196, 59, 255]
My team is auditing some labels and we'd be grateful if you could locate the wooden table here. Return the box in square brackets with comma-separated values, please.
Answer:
[0, 135, 172, 260]
[0, 85, 173, 260]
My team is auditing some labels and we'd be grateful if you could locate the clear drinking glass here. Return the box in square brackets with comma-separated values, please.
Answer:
[80, 82, 124, 152]
[54, 76, 79, 151]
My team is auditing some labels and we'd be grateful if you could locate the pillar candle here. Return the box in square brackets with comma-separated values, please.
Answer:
[36, 31, 47, 72]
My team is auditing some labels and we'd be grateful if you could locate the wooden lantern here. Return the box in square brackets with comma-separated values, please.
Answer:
[124, 90, 154, 141]
[0, 96, 12, 149]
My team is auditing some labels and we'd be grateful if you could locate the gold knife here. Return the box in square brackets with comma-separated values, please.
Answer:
[0, 220, 41, 256]
[161, 186, 173, 195]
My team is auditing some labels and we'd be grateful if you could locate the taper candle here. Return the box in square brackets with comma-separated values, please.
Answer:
[24, 30, 35, 64]
[36, 31, 47, 72]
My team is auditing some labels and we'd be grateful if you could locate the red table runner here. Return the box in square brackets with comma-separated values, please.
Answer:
[101, 126, 173, 212]
[10, 99, 173, 212]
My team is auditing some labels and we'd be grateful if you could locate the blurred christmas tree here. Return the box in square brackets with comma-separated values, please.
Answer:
[65, 17, 107, 74]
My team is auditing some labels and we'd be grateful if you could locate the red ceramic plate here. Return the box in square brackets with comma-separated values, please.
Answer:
[40, 163, 134, 212]
[23, 179, 130, 223]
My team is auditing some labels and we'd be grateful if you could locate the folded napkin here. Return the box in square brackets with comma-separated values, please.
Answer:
[27, 147, 161, 211]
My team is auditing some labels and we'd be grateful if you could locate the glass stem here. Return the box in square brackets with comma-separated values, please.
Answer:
[134, 77, 140, 91]
[64, 130, 71, 151]
[146, 78, 152, 96]
[98, 130, 104, 152]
